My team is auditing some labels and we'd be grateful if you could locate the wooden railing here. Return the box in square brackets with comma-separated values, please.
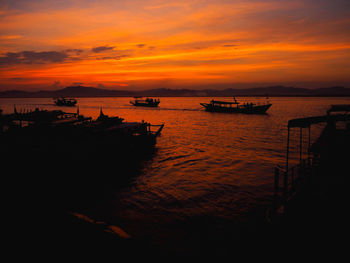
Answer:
[274, 158, 314, 206]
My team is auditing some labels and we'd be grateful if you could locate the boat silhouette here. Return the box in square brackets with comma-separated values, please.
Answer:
[54, 97, 77, 107]
[130, 97, 160, 107]
[0, 107, 164, 152]
[200, 97, 271, 114]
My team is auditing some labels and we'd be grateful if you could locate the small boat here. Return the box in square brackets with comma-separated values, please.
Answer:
[54, 97, 77, 107]
[200, 97, 271, 114]
[91, 108, 164, 143]
[130, 97, 160, 107]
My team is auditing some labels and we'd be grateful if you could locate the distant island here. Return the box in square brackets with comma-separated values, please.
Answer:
[0, 85, 350, 98]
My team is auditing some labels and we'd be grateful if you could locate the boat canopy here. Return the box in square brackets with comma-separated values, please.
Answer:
[288, 114, 350, 128]
[327, 104, 350, 114]
[211, 100, 239, 105]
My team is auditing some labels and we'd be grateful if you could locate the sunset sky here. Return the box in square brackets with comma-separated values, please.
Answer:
[0, 0, 349, 91]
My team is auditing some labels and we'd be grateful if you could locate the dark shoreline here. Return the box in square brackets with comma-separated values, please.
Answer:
[1, 85, 350, 98]
[1, 95, 350, 98]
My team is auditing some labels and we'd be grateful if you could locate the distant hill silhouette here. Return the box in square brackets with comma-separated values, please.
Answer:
[0, 85, 349, 98]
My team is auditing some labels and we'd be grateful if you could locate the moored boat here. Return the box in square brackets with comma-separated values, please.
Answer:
[200, 97, 271, 114]
[86, 108, 164, 146]
[130, 97, 160, 107]
[0, 107, 164, 153]
[0, 107, 165, 228]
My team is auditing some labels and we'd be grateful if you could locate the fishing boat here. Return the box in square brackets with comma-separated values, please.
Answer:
[130, 97, 160, 107]
[0, 107, 165, 222]
[200, 97, 271, 114]
[88, 108, 164, 147]
[54, 97, 77, 107]
[0, 107, 164, 153]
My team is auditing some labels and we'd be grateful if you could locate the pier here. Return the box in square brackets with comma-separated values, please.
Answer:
[271, 104, 350, 220]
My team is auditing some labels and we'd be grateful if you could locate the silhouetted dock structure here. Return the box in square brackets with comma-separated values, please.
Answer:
[261, 104, 350, 256]
[270, 105, 350, 225]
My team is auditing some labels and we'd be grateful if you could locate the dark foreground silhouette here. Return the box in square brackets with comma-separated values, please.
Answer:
[268, 104, 350, 259]
[1, 108, 167, 259]
[1, 106, 349, 260]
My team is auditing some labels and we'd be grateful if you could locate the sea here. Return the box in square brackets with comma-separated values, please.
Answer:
[1, 96, 349, 255]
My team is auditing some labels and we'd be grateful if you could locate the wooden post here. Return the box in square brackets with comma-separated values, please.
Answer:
[291, 167, 295, 189]
[286, 127, 290, 171]
[274, 167, 279, 197]
[298, 164, 302, 181]
[308, 126, 311, 157]
[299, 127, 303, 165]
[283, 170, 288, 204]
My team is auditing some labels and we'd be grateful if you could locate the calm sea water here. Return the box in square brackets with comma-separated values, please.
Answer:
[1, 96, 349, 253]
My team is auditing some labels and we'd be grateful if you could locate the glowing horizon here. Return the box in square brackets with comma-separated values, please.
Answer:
[1, 0, 350, 90]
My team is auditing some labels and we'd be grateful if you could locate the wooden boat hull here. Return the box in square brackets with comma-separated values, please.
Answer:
[200, 103, 272, 114]
[1, 109, 164, 152]
[130, 101, 160, 107]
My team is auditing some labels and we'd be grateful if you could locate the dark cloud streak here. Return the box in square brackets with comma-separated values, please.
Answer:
[91, 46, 115, 53]
[0, 50, 69, 65]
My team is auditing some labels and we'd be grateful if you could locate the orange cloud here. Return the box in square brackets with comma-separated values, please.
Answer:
[0, 0, 350, 90]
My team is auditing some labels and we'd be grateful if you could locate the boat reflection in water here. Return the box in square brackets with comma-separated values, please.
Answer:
[200, 97, 272, 114]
